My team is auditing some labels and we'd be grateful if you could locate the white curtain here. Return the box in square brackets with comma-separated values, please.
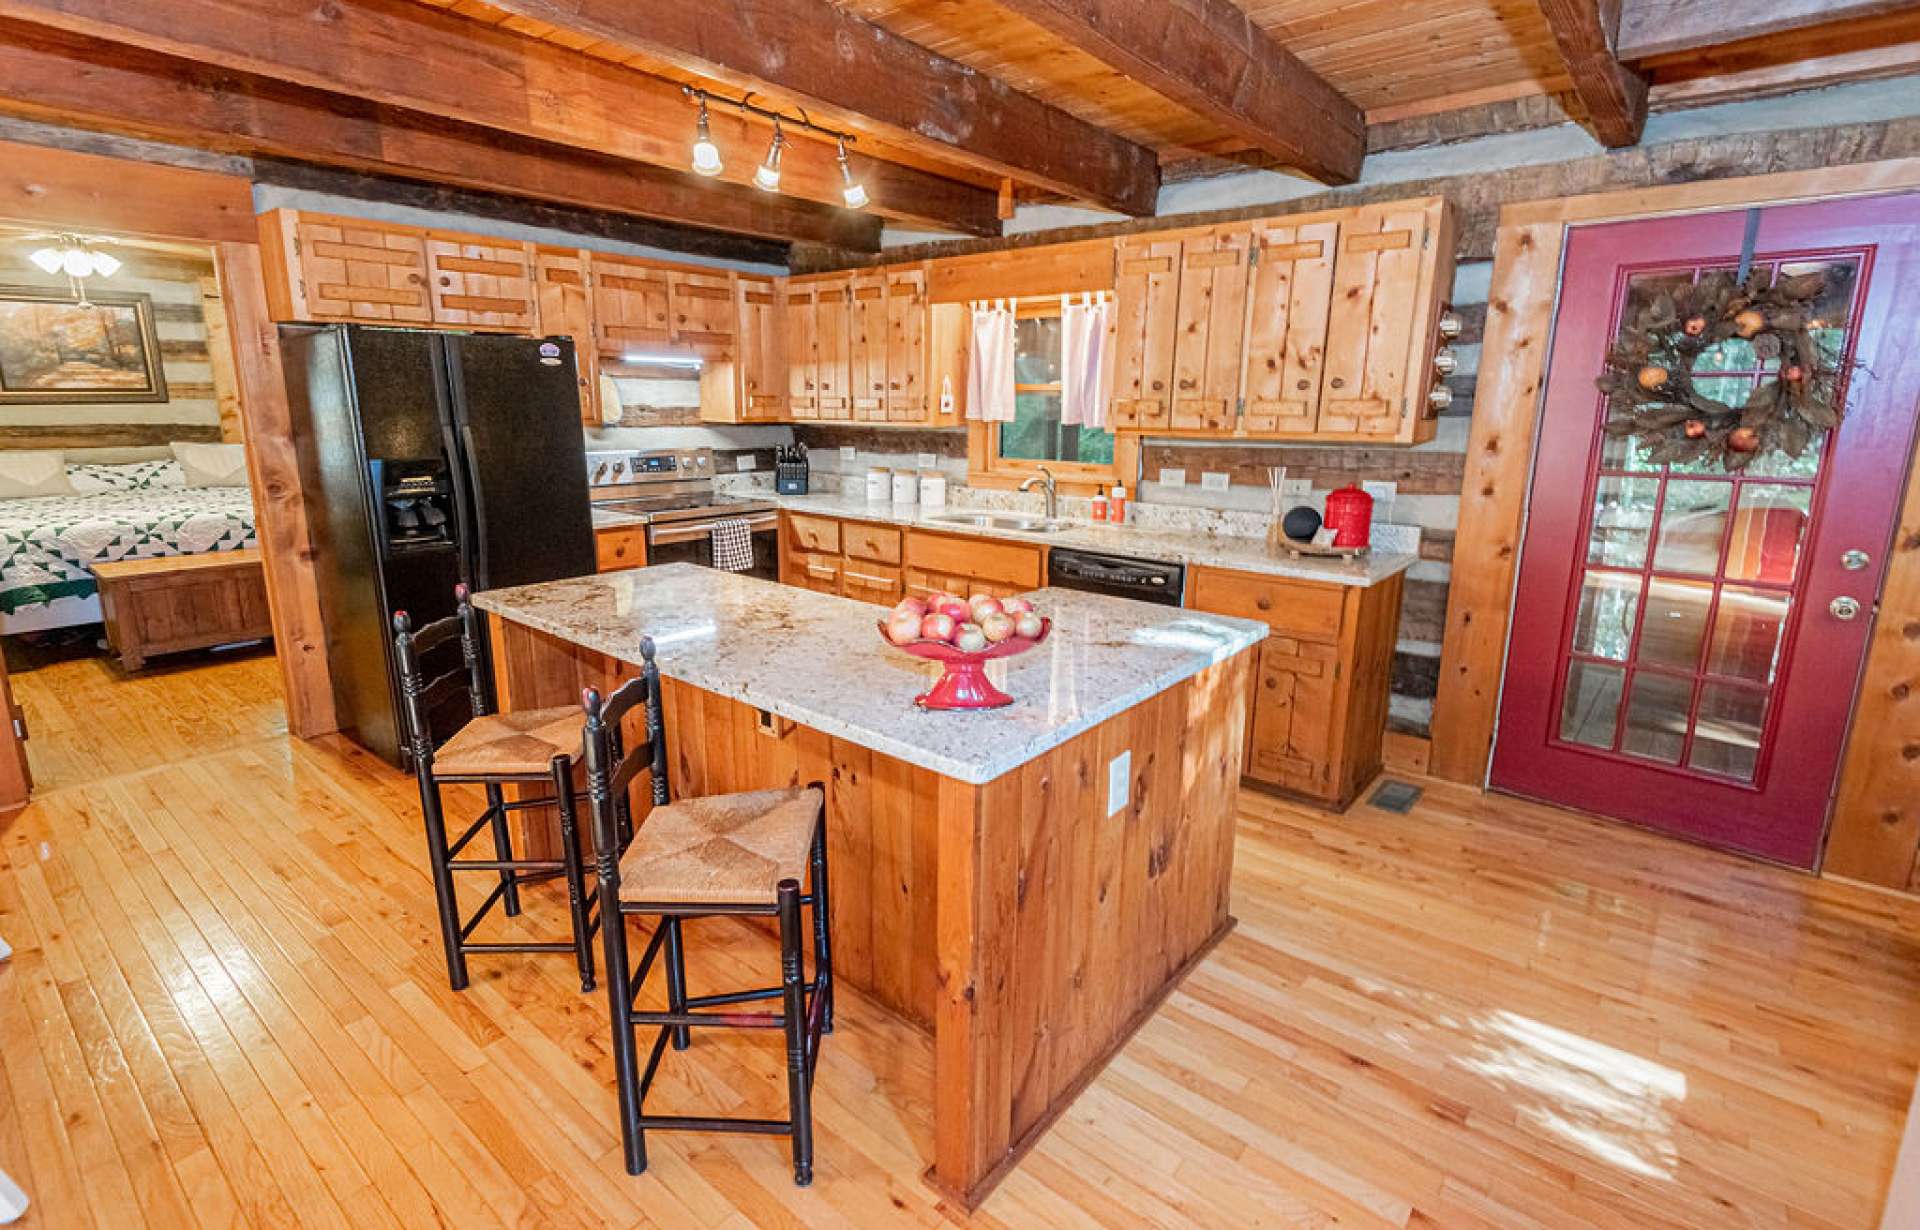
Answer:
[1060, 293, 1113, 430]
[966, 301, 1017, 423]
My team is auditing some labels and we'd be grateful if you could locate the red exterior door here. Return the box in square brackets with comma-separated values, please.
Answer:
[1492, 194, 1920, 868]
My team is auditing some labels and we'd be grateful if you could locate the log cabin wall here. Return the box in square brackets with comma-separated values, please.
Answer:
[795, 78, 1920, 739]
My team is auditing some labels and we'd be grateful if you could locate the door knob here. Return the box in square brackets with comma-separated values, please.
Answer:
[1829, 595, 1861, 621]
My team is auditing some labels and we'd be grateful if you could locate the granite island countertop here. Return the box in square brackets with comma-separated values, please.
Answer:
[473, 562, 1267, 785]
[766, 491, 1416, 588]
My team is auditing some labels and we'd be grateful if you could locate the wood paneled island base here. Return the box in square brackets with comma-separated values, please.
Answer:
[484, 599, 1254, 1206]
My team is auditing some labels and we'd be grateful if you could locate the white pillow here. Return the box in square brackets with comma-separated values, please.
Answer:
[67, 459, 186, 492]
[171, 442, 249, 488]
[0, 450, 76, 499]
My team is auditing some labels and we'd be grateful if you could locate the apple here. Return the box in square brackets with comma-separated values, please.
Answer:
[1014, 612, 1043, 640]
[886, 613, 923, 645]
[980, 612, 1016, 643]
[894, 597, 926, 620]
[920, 612, 957, 642]
[969, 594, 1004, 620]
[923, 591, 955, 611]
[955, 623, 988, 653]
[935, 598, 971, 623]
[1000, 596, 1033, 616]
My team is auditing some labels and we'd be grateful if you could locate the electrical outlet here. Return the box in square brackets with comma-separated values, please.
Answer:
[917, 452, 937, 469]
[1200, 471, 1232, 493]
[735, 454, 755, 472]
[839, 446, 857, 464]
[1158, 468, 1186, 488]
[1107, 750, 1131, 817]
[1279, 478, 1312, 499]
[1361, 480, 1398, 504]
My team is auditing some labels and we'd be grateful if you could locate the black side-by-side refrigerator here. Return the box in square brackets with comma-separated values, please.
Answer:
[283, 325, 597, 767]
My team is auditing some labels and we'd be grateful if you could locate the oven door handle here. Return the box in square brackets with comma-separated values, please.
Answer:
[646, 512, 779, 546]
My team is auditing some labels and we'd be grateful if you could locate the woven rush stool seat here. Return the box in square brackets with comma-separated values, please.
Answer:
[433, 706, 586, 778]
[584, 639, 834, 1187]
[618, 788, 820, 907]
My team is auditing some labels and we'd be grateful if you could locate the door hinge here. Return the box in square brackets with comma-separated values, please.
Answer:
[12, 715, 26, 741]
[1422, 228, 1431, 250]
[1249, 244, 1261, 267]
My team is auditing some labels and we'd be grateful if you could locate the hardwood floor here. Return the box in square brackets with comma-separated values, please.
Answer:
[1, 662, 1915, 1228]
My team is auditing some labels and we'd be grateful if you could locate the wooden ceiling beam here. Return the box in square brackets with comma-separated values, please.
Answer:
[1537, 0, 1650, 147]
[479, 0, 1160, 216]
[0, 23, 876, 253]
[984, 0, 1365, 185]
[1618, 0, 1920, 59]
[0, 0, 1001, 236]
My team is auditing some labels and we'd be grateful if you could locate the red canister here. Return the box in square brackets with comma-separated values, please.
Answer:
[1323, 483, 1374, 548]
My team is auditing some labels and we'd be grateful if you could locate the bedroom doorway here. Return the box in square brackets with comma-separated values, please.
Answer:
[0, 219, 287, 797]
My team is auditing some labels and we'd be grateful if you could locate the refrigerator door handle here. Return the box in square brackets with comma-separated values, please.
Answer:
[460, 422, 493, 588]
[439, 420, 479, 589]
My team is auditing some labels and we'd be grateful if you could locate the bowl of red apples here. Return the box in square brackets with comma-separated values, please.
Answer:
[878, 592, 1050, 710]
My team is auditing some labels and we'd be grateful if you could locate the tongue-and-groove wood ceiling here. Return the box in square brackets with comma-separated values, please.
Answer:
[1, 0, 1916, 253]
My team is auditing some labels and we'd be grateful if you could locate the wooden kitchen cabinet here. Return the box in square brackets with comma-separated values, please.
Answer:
[1316, 198, 1456, 444]
[591, 256, 673, 354]
[736, 276, 787, 422]
[1111, 234, 1183, 431]
[779, 514, 1041, 605]
[885, 266, 930, 422]
[785, 282, 821, 420]
[668, 269, 737, 354]
[423, 235, 537, 331]
[594, 525, 648, 572]
[850, 273, 889, 422]
[1241, 216, 1340, 437]
[1169, 226, 1254, 435]
[533, 247, 601, 426]
[814, 278, 853, 420]
[259, 209, 434, 325]
[1189, 564, 1404, 808]
[905, 529, 1043, 599]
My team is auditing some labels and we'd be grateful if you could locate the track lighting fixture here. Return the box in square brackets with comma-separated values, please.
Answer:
[837, 139, 869, 210]
[690, 91, 723, 177]
[753, 119, 785, 193]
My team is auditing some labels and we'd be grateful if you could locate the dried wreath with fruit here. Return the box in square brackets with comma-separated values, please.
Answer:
[1596, 267, 1849, 471]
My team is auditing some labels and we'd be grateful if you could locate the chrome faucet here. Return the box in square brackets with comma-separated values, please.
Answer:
[1018, 466, 1059, 521]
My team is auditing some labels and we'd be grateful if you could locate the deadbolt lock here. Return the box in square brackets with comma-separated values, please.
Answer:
[1829, 596, 1862, 621]
[1841, 549, 1871, 571]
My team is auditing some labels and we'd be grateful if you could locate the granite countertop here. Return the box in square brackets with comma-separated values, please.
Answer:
[473, 563, 1266, 785]
[768, 491, 1416, 588]
[590, 507, 650, 530]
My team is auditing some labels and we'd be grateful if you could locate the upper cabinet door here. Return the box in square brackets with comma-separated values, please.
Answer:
[1112, 236, 1183, 431]
[1241, 219, 1339, 437]
[593, 257, 673, 354]
[1169, 226, 1254, 435]
[814, 279, 852, 420]
[669, 269, 738, 354]
[533, 247, 599, 425]
[849, 274, 888, 422]
[424, 236, 537, 331]
[885, 267, 928, 422]
[1318, 199, 1451, 442]
[738, 277, 787, 422]
[279, 213, 434, 325]
[784, 283, 819, 419]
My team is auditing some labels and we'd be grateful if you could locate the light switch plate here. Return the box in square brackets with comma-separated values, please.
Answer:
[1201, 471, 1232, 493]
[917, 452, 937, 469]
[839, 446, 857, 464]
[1107, 750, 1131, 817]
[1278, 478, 1312, 499]
[1158, 468, 1186, 488]
[1361, 480, 1398, 504]
[735, 454, 755, 472]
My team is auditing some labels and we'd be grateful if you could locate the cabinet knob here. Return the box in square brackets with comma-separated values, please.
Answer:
[1255, 596, 1272, 611]
[438, 276, 451, 287]
[1151, 380, 1165, 392]
[1297, 379, 1311, 391]
[1178, 379, 1196, 390]
[1329, 377, 1346, 390]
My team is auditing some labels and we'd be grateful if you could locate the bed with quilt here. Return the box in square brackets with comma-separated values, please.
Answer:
[0, 446, 258, 635]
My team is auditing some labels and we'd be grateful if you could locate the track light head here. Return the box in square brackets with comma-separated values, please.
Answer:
[690, 93, 723, 177]
[753, 121, 785, 192]
[837, 138, 868, 210]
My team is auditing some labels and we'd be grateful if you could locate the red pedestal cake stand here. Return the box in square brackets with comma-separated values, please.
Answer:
[877, 617, 1052, 710]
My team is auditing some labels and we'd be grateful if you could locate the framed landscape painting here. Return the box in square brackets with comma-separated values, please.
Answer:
[0, 286, 169, 403]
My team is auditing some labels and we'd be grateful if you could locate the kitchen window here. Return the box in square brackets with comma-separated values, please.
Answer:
[970, 300, 1130, 493]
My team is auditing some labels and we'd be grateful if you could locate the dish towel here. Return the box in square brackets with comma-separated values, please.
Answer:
[965, 301, 1017, 422]
[709, 518, 755, 573]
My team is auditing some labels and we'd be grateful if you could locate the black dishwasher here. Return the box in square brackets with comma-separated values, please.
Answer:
[1046, 547, 1185, 606]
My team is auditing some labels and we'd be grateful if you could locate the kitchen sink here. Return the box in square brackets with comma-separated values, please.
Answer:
[923, 511, 1066, 534]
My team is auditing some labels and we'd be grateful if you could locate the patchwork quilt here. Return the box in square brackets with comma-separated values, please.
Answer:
[0, 487, 257, 614]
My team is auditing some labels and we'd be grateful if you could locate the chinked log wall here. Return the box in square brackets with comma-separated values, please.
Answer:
[796, 107, 1920, 738]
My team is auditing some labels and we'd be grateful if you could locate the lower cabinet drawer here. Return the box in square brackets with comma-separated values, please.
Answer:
[842, 520, 903, 565]
[839, 561, 904, 605]
[1189, 566, 1345, 641]
[594, 526, 647, 572]
[790, 552, 842, 594]
[788, 513, 842, 554]
[905, 530, 1042, 591]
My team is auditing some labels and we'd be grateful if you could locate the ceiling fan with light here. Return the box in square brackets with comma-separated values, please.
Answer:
[18, 232, 123, 306]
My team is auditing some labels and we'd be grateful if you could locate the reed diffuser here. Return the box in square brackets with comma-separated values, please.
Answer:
[1266, 467, 1288, 554]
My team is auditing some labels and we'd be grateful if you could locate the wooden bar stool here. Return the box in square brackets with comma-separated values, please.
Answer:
[393, 587, 616, 993]
[581, 638, 834, 1186]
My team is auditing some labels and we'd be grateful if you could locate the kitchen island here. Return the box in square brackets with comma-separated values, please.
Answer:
[473, 563, 1266, 1205]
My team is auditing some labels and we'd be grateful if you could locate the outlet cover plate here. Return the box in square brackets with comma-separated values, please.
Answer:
[1158, 468, 1186, 488]
[1107, 750, 1131, 816]
[1200, 471, 1232, 493]
[839, 446, 858, 463]
[917, 452, 937, 469]
[735, 454, 755, 472]
[1361, 480, 1398, 504]
[1278, 478, 1312, 499]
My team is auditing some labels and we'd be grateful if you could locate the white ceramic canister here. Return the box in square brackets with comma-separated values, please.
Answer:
[919, 470, 947, 509]
[892, 469, 919, 504]
[866, 467, 891, 502]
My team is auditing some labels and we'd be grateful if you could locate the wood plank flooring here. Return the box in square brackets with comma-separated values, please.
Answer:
[1, 656, 1916, 1228]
